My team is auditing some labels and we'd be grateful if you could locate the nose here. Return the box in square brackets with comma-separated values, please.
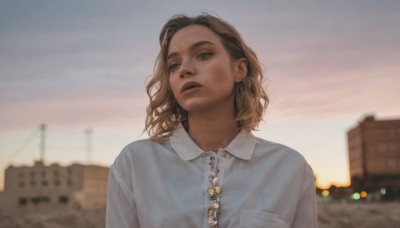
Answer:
[178, 58, 196, 79]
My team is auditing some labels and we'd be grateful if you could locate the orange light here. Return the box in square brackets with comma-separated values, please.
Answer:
[361, 191, 367, 198]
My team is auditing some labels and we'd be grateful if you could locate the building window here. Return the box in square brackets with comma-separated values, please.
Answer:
[19, 198, 27, 206]
[387, 159, 397, 169]
[66, 179, 72, 186]
[30, 171, 35, 178]
[19, 182, 24, 188]
[27, 196, 50, 205]
[53, 180, 60, 186]
[41, 171, 46, 178]
[30, 181, 36, 187]
[389, 143, 398, 152]
[59, 196, 69, 204]
[389, 128, 397, 138]
[19, 172, 25, 178]
[42, 180, 48, 186]
[42, 196, 50, 203]
[31, 197, 40, 205]
[54, 170, 59, 177]
[378, 143, 387, 153]
[67, 167, 72, 175]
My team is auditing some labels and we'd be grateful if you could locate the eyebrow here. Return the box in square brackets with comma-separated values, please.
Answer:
[167, 40, 215, 61]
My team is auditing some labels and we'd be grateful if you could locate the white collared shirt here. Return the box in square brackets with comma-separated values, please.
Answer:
[106, 125, 317, 228]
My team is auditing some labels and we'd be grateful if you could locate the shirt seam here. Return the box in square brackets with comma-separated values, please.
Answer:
[111, 165, 136, 210]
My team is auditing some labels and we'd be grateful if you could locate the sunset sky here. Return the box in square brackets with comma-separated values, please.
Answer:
[1, 0, 399, 190]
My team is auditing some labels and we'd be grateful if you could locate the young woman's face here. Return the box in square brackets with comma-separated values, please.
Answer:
[167, 25, 245, 114]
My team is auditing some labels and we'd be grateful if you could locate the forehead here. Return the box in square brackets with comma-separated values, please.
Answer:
[168, 25, 223, 54]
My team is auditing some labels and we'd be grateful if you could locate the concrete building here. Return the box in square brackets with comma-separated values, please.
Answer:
[1, 161, 108, 210]
[347, 115, 400, 199]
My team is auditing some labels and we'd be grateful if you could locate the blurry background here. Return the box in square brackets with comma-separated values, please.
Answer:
[1, 1, 400, 227]
[1, 0, 399, 203]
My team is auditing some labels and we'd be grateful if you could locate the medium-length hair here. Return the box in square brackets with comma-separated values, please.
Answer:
[145, 13, 269, 143]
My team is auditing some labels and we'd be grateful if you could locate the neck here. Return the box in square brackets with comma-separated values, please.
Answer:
[186, 108, 239, 152]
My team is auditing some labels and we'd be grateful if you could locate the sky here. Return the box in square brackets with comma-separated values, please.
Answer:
[1, 0, 400, 190]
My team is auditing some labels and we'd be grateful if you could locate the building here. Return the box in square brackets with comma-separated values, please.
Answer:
[347, 115, 400, 199]
[0, 161, 109, 210]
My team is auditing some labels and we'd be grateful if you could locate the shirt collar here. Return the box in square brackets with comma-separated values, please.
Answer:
[225, 128, 257, 160]
[170, 123, 257, 161]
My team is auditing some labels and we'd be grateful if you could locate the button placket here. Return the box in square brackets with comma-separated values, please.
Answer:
[207, 155, 221, 227]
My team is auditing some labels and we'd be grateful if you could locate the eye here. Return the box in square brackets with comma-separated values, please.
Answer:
[168, 63, 180, 73]
[198, 51, 213, 60]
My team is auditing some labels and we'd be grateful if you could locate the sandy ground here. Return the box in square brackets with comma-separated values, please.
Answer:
[0, 202, 399, 227]
[0, 207, 105, 228]
[318, 202, 400, 228]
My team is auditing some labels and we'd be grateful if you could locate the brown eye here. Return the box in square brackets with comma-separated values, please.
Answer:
[168, 63, 180, 73]
[198, 52, 213, 60]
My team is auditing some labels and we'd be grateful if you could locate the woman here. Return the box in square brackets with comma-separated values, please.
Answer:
[106, 13, 317, 228]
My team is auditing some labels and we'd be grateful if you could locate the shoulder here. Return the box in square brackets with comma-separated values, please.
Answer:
[254, 137, 304, 160]
[110, 138, 173, 180]
[123, 138, 166, 151]
[112, 139, 171, 167]
[252, 136, 314, 175]
[251, 136, 315, 190]
[116, 138, 172, 160]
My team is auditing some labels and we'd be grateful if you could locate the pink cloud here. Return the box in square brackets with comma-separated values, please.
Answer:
[1, 90, 148, 133]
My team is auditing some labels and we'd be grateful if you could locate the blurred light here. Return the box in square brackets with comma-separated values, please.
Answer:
[322, 190, 329, 197]
[380, 188, 386, 195]
[360, 191, 367, 198]
[351, 192, 360, 200]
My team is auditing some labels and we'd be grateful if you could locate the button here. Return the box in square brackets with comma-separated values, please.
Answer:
[209, 176, 218, 185]
[208, 175, 215, 182]
[212, 177, 218, 186]
[211, 167, 219, 173]
[208, 187, 215, 195]
[212, 202, 220, 209]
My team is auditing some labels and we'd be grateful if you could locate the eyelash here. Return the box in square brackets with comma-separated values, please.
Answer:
[168, 63, 180, 73]
[168, 51, 214, 73]
[198, 51, 213, 60]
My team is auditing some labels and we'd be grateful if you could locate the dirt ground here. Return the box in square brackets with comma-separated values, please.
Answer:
[0, 202, 399, 228]
[0, 207, 105, 228]
[317, 202, 400, 228]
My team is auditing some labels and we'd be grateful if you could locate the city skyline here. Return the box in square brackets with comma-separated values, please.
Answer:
[1, 0, 400, 190]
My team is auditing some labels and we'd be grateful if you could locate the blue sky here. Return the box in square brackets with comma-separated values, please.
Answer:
[1, 0, 400, 190]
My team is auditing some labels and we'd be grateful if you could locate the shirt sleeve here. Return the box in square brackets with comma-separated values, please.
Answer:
[292, 163, 318, 228]
[106, 164, 140, 228]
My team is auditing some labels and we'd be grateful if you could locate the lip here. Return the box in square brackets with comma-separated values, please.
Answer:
[180, 81, 202, 93]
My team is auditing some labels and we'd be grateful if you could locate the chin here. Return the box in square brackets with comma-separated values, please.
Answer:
[179, 102, 208, 113]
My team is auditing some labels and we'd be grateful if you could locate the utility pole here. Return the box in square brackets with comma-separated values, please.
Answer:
[85, 128, 93, 164]
[40, 124, 46, 163]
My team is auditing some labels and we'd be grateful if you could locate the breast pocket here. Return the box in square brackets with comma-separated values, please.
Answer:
[239, 209, 288, 228]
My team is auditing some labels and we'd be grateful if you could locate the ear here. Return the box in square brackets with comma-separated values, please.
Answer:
[233, 58, 248, 83]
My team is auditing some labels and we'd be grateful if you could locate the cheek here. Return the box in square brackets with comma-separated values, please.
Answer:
[209, 58, 235, 79]
[168, 76, 179, 97]
[213, 65, 235, 85]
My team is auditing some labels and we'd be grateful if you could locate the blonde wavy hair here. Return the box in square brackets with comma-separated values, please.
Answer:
[145, 13, 269, 143]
